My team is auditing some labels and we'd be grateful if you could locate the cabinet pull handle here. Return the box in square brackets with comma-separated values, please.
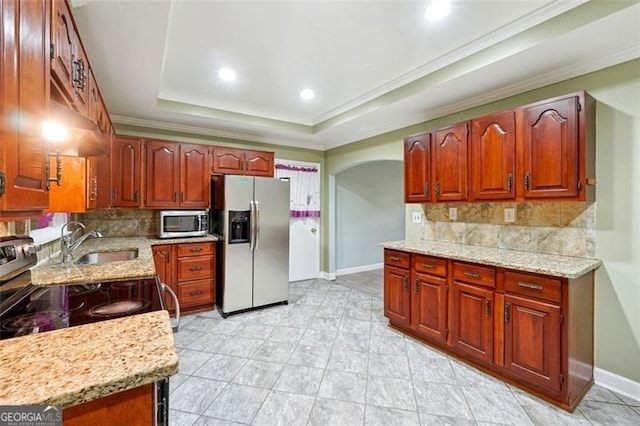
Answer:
[173, 192, 177, 202]
[167, 251, 170, 263]
[524, 172, 530, 191]
[403, 275, 409, 290]
[421, 263, 435, 269]
[189, 266, 204, 271]
[389, 256, 401, 261]
[134, 190, 139, 202]
[414, 278, 419, 294]
[435, 181, 441, 197]
[507, 174, 513, 193]
[181, 192, 184, 203]
[424, 182, 429, 196]
[464, 271, 482, 279]
[189, 290, 203, 296]
[505, 303, 511, 322]
[485, 300, 491, 318]
[190, 247, 203, 252]
[517, 281, 543, 291]
[111, 188, 116, 202]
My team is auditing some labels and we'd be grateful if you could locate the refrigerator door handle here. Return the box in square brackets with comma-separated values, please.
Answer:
[255, 201, 260, 250]
[249, 201, 255, 251]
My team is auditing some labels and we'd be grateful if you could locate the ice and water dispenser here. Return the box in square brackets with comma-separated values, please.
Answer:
[228, 210, 250, 244]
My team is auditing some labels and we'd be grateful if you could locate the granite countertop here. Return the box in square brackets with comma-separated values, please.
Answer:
[380, 240, 601, 279]
[30, 235, 219, 286]
[0, 311, 178, 408]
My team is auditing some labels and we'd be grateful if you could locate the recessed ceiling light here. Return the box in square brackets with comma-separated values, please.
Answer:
[218, 68, 236, 82]
[300, 89, 315, 100]
[425, 0, 451, 22]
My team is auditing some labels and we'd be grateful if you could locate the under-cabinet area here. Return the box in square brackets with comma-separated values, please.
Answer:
[382, 242, 600, 412]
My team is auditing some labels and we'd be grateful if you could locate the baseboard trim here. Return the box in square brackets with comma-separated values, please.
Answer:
[336, 263, 383, 276]
[320, 271, 336, 281]
[594, 367, 640, 402]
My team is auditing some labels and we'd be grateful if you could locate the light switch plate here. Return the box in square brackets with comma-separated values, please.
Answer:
[412, 212, 422, 224]
[449, 207, 457, 221]
[504, 208, 516, 223]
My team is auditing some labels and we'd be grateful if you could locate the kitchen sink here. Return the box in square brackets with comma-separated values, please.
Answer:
[74, 249, 139, 265]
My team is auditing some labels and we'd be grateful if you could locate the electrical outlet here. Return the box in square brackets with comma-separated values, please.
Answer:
[412, 212, 422, 224]
[449, 207, 457, 221]
[504, 208, 516, 223]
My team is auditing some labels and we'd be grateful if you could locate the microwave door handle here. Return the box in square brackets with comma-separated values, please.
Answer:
[249, 201, 255, 252]
[255, 201, 260, 251]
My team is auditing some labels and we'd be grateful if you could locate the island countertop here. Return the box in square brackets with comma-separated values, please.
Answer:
[380, 240, 601, 279]
[0, 310, 178, 408]
[30, 235, 219, 286]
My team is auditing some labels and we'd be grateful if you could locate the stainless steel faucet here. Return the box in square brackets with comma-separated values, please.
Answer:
[61, 221, 103, 263]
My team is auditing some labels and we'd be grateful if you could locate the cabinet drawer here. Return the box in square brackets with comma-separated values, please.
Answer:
[178, 279, 214, 308]
[177, 256, 214, 282]
[505, 271, 562, 304]
[453, 262, 496, 288]
[413, 255, 446, 277]
[384, 250, 410, 269]
[177, 242, 214, 258]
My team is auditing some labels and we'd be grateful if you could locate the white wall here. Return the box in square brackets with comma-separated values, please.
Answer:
[335, 160, 404, 271]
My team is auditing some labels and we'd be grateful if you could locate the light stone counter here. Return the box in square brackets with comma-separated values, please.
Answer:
[0, 311, 178, 408]
[30, 235, 219, 286]
[380, 240, 601, 278]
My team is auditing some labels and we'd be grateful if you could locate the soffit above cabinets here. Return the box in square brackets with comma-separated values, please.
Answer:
[72, 0, 640, 151]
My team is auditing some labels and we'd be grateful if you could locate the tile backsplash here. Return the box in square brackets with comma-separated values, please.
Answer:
[419, 202, 596, 258]
[78, 209, 158, 237]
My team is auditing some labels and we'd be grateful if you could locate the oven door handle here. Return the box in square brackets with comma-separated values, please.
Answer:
[160, 282, 180, 333]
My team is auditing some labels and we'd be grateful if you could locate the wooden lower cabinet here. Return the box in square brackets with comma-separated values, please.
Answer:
[152, 241, 216, 313]
[383, 248, 594, 412]
[63, 383, 153, 426]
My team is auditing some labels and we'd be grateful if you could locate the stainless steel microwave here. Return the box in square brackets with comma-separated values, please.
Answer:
[158, 210, 209, 239]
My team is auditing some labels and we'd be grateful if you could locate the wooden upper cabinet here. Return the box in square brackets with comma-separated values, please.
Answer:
[146, 141, 210, 208]
[145, 140, 180, 208]
[50, 0, 74, 102]
[211, 147, 274, 177]
[433, 122, 468, 202]
[520, 95, 580, 200]
[112, 136, 142, 207]
[0, 0, 50, 215]
[180, 144, 210, 208]
[404, 132, 431, 203]
[471, 111, 516, 201]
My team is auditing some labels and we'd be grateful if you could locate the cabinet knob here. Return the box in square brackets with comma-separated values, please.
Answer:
[189, 266, 204, 272]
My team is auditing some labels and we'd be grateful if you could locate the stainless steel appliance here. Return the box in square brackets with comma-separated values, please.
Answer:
[211, 176, 290, 316]
[158, 210, 209, 239]
[0, 235, 178, 425]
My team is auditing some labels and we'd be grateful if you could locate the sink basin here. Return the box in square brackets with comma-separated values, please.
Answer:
[74, 249, 139, 265]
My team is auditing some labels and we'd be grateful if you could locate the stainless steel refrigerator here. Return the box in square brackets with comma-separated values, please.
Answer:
[212, 175, 290, 316]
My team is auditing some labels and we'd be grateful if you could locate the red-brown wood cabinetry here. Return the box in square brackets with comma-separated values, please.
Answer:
[112, 136, 142, 208]
[152, 244, 177, 312]
[0, 0, 50, 216]
[404, 132, 431, 203]
[432, 122, 469, 202]
[211, 147, 274, 177]
[383, 248, 594, 411]
[471, 110, 516, 201]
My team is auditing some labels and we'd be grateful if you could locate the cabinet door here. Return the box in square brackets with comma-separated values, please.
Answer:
[504, 295, 562, 392]
[521, 96, 579, 199]
[50, 0, 74, 102]
[0, 0, 49, 213]
[433, 122, 468, 201]
[404, 133, 431, 203]
[471, 111, 515, 200]
[211, 147, 245, 175]
[411, 272, 447, 343]
[145, 140, 180, 208]
[384, 266, 410, 327]
[152, 245, 176, 312]
[451, 281, 493, 363]
[245, 150, 274, 177]
[111, 136, 142, 207]
[180, 144, 210, 208]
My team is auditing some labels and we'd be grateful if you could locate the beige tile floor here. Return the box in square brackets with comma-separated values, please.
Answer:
[169, 270, 640, 425]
